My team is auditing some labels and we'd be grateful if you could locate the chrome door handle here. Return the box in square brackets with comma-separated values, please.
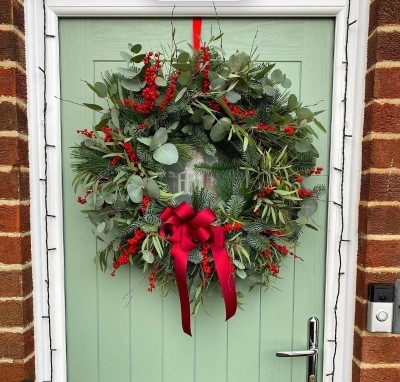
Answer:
[276, 349, 318, 357]
[276, 317, 319, 382]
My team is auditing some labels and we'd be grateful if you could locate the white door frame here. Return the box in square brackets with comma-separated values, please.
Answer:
[26, 1, 368, 381]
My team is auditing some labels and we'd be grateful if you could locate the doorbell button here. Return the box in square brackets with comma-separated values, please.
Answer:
[376, 310, 389, 322]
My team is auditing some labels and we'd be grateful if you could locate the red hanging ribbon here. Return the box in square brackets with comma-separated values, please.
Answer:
[193, 18, 202, 50]
[160, 201, 237, 336]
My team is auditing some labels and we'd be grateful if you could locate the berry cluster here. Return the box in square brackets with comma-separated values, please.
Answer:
[222, 97, 256, 119]
[131, 51, 162, 115]
[101, 127, 113, 142]
[76, 128, 93, 138]
[262, 248, 272, 259]
[264, 230, 285, 236]
[257, 186, 274, 197]
[160, 70, 180, 110]
[110, 156, 121, 166]
[307, 166, 323, 176]
[256, 122, 276, 132]
[195, 45, 211, 93]
[112, 229, 146, 275]
[222, 222, 242, 232]
[201, 242, 212, 277]
[284, 125, 296, 135]
[271, 241, 289, 255]
[148, 271, 156, 292]
[298, 188, 314, 198]
[138, 123, 147, 130]
[267, 262, 280, 275]
[294, 175, 303, 183]
[77, 196, 87, 204]
[140, 195, 150, 214]
[121, 142, 139, 164]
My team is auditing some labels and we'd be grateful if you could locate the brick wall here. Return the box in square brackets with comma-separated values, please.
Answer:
[0, 1, 35, 381]
[353, 0, 400, 381]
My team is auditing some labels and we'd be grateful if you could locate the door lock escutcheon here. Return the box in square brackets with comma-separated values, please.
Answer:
[276, 317, 319, 382]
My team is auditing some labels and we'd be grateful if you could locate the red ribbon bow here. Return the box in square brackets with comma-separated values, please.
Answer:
[160, 201, 237, 335]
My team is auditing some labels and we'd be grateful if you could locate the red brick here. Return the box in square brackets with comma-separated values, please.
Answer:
[358, 237, 400, 268]
[0, 101, 27, 133]
[368, 31, 400, 67]
[0, 0, 12, 25]
[12, 0, 25, 34]
[354, 297, 368, 330]
[0, 327, 34, 359]
[364, 102, 400, 135]
[365, 68, 400, 102]
[0, 30, 25, 65]
[0, 296, 33, 327]
[0, 67, 26, 99]
[353, 360, 400, 382]
[0, 235, 31, 264]
[0, 356, 35, 382]
[0, 137, 29, 166]
[368, 0, 379, 35]
[360, 173, 400, 202]
[371, 0, 400, 31]
[359, 205, 400, 235]
[0, 204, 30, 232]
[354, 330, 400, 364]
[0, 168, 30, 200]
[356, 267, 400, 300]
[362, 139, 400, 170]
[0, 267, 33, 298]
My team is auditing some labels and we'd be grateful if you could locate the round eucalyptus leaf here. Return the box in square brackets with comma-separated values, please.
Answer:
[282, 78, 292, 89]
[94, 82, 107, 98]
[288, 94, 298, 111]
[263, 85, 276, 97]
[120, 51, 133, 63]
[298, 198, 318, 218]
[150, 128, 168, 151]
[127, 183, 143, 203]
[143, 178, 160, 199]
[155, 77, 167, 87]
[210, 117, 231, 142]
[131, 54, 146, 63]
[270, 69, 283, 83]
[153, 143, 179, 165]
[121, 78, 141, 92]
[96, 221, 106, 235]
[225, 90, 241, 104]
[295, 139, 312, 153]
[177, 51, 190, 63]
[227, 52, 250, 72]
[128, 174, 144, 187]
[118, 67, 136, 78]
[202, 115, 215, 130]
[236, 268, 247, 279]
[178, 72, 191, 86]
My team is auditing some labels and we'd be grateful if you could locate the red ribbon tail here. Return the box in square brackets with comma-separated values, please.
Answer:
[171, 246, 192, 336]
[193, 18, 202, 50]
[213, 245, 237, 321]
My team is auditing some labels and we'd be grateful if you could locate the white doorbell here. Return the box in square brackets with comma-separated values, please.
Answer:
[367, 284, 394, 333]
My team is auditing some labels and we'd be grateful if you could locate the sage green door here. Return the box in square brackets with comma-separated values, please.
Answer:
[60, 18, 333, 382]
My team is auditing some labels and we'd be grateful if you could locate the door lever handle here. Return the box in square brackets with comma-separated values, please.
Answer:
[276, 348, 318, 357]
[276, 317, 319, 382]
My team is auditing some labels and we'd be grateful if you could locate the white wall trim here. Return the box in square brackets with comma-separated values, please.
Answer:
[26, 1, 368, 381]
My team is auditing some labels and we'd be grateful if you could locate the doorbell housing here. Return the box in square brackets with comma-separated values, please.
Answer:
[367, 284, 394, 333]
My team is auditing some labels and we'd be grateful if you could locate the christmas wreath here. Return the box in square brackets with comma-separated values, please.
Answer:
[71, 33, 326, 335]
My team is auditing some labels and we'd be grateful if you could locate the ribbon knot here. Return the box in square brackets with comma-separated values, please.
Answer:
[160, 201, 237, 335]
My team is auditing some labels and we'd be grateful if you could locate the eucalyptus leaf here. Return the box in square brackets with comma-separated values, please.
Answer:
[96, 221, 106, 234]
[150, 128, 168, 151]
[288, 94, 298, 111]
[127, 183, 143, 203]
[155, 77, 167, 87]
[142, 250, 154, 263]
[131, 54, 146, 63]
[282, 78, 292, 89]
[120, 51, 132, 63]
[178, 72, 191, 86]
[236, 268, 247, 279]
[94, 82, 108, 98]
[177, 51, 190, 63]
[153, 143, 179, 165]
[227, 52, 250, 72]
[225, 90, 241, 103]
[172, 63, 192, 72]
[137, 137, 152, 146]
[271, 69, 283, 83]
[118, 67, 136, 78]
[142, 178, 160, 199]
[175, 87, 187, 102]
[202, 115, 215, 130]
[295, 139, 312, 153]
[210, 117, 231, 142]
[263, 85, 276, 97]
[121, 78, 141, 92]
[111, 107, 120, 129]
[298, 198, 318, 218]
